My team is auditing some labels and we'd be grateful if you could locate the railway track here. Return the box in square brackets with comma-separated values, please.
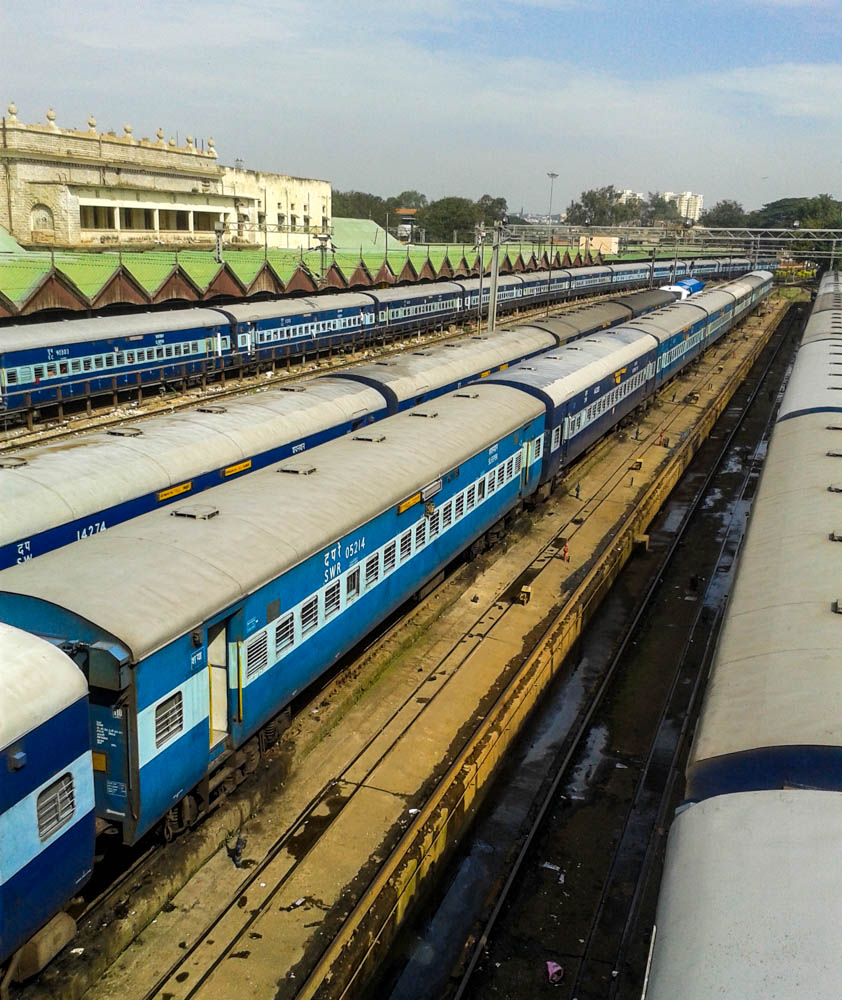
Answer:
[0, 288, 674, 452]
[446, 302, 801, 1000]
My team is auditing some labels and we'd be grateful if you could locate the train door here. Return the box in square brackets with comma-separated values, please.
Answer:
[207, 620, 231, 749]
[520, 440, 531, 490]
[237, 330, 254, 355]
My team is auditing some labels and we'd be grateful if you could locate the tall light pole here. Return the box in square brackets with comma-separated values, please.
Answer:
[545, 171, 558, 315]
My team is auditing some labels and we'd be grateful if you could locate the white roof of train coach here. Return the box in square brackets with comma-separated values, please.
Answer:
[0, 622, 87, 750]
[338, 327, 556, 403]
[0, 379, 385, 550]
[689, 345, 842, 771]
[645, 789, 842, 1000]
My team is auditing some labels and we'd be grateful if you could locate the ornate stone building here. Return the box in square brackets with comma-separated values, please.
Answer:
[0, 104, 331, 250]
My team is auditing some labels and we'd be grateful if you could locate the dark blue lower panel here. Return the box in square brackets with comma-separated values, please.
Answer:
[0, 810, 94, 963]
[686, 745, 842, 802]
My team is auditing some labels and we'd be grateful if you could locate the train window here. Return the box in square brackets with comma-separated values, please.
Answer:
[5, 369, 17, 384]
[155, 692, 183, 748]
[275, 613, 294, 652]
[346, 567, 360, 602]
[551, 426, 562, 451]
[301, 596, 319, 636]
[245, 632, 269, 679]
[487, 471, 496, 495]
[442, 501, 453, 530]
[383, 541, 396, 574]
[400, 530, 412, 562]
[157, 348, 165, 360]
[94, 356, 104, 370]
[36, 772, 75, 842]
[71, 359, 81, 374]
[173, 344, 182, 357]
[454, 494, 464, 520]
[104, 355, 115, 368]
[534, 436, 544, 460]
[415, 521, 426, 549]
[34, 365, 45, 379]
[365, 553, 380, 588]
[428, 509, 441, 539]
[324, 580, 341, 619]
[466, 485, 476, 512]
[506, 457, 515, 479]
[46, 363, 58, 377]
[115, 354, 125, 366]
[477, 478, 486, 503]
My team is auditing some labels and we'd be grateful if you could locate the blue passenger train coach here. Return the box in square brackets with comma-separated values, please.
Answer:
[0, 257, 772, 414]
[0, 273, 773, 855]
[0, 623, 94, 971]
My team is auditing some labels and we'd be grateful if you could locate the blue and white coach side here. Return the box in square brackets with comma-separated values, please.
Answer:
[0, 623, 94, 973]
[220, 292, 376, 356]
[0, 308, 231, 409]
[0, 383, 545, 844]
[486, 328, 657, 487]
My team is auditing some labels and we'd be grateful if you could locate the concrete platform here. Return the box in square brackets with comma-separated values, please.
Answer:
[45, 300, 787, 1000]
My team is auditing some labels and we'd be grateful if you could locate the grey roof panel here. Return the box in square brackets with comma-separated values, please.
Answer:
[336, 326, 556, 402]
[689, 410, 842, 767]
[0, 378, 384, 546]
[221, 293, 373, 321]
[0, 622, 88, 749]
[366, 282, 463, 303]
[646, 790, 842, 1000]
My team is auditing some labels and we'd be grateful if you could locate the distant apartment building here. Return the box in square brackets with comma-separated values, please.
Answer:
[663, 190, 704, 222]
[617, 189, 644, 205]
[0, 104, 331, 250]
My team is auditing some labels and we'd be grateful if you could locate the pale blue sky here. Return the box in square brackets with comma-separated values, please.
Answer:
[2, 0, 839, 212]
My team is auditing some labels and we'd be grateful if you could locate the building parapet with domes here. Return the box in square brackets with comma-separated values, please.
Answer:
[0, 104, 331, 250]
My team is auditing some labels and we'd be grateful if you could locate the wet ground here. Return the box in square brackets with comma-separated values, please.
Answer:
[370, 305, 801, 1000]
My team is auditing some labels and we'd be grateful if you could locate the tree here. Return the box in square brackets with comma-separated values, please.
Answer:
[699, 200, 746, 227]
[331, 190, 389, 227]
[641, 191, 681, 226]
[745, 194, 842, 229]
[416, 197, 479, 242]
[565, 186, 641, 226]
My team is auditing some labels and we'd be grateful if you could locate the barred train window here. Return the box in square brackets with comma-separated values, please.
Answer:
[346, 567, 360, 601]
[365, 553, 380, 587]
[415, 521, 425, 549]
[400, 531, 412, 562]
[383, 541, 396, 573]
[301, 596, 319, 635]
[245, 631, 269, 678]
[454, 493, 464, 519]
[155, 691, 183, 748]
[428, 510, 441, 539]
[275, 613, 294, 652]
[36, 773, 75, 842]
[324, 580, 341, 619]
[442, 501, 453, 529]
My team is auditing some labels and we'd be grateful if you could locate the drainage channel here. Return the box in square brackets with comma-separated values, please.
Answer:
[366, 301, 804, 1000]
